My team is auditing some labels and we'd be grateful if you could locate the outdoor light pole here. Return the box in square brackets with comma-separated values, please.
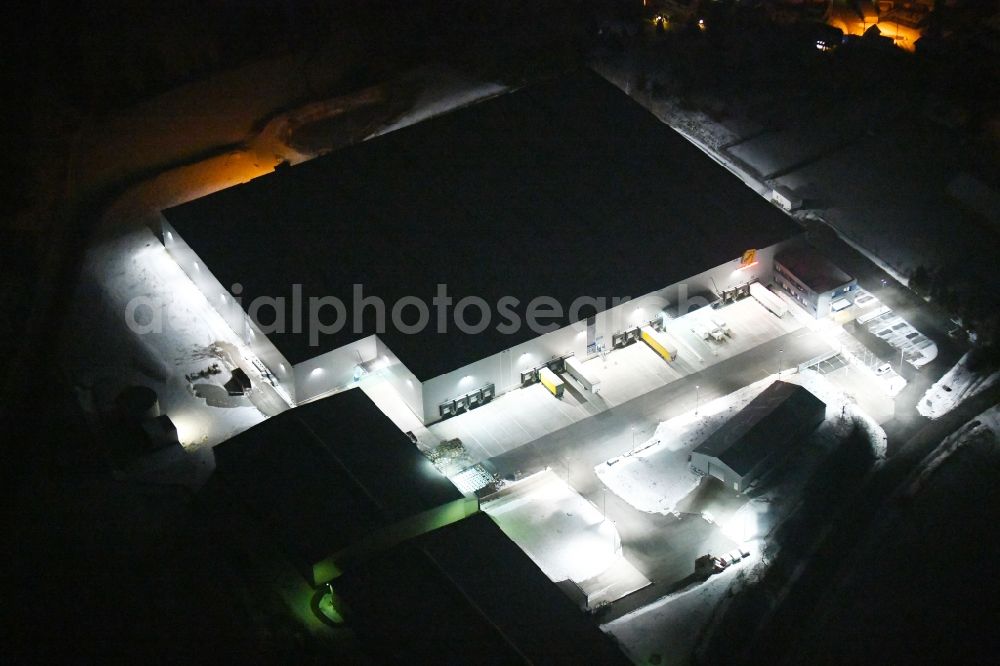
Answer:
[631, 426, 637, 454]
[777, 348, 783, 377]
[695, 384, 700, 415]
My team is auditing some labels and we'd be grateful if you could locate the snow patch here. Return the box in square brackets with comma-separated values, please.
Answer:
[596, 377, 775, 515]
[918, 352, 1000, 419]
[602, 547, 764, 665]
[597, 371, 887, 516]
[905, 405, 1000, 498]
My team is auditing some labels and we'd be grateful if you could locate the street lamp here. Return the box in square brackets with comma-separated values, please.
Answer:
[695, 384, 700, 415]
[777, 348, 783, 377]
[630, 426, 637, 454]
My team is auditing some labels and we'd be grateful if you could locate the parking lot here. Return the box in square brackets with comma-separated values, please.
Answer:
[858, 305, 937, 368]
[803, 352, 895, 424]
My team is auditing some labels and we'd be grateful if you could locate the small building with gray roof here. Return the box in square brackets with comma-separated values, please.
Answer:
[690, 381, 826, 493]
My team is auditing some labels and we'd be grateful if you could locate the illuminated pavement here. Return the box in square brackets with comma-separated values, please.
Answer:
[482, 469, 650, 608]
[428, 297, 802, 461]
[64, 228, 277, 481]
[58, 67, 506, 486]
[805, 354, 895, 424]
[485, 329, 833, 592]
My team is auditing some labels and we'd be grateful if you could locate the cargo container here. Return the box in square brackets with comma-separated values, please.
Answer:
[641, 326, 678, 362]
[539, 367, 565, 398]
[564, 356, 601, 394]
[749, 282, 788, 318]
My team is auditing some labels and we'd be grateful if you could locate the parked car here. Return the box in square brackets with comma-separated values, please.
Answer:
[854, 291, 877, 308]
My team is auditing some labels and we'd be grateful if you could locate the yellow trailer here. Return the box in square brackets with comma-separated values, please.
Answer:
[538, 367, 565, 398]
[641, 326, 678, 362]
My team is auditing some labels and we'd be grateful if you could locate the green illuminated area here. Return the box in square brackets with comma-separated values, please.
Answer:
[314, 585, 346, 627]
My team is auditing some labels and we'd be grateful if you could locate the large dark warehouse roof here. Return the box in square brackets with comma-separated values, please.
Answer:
[213, 388, 462, 579]
[164, 69, 799, 380]
[334, 512, 629, 664]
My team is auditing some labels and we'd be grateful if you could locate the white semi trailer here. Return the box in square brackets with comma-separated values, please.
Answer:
[564, 356, 601, 394]
[750, 282, 788, 318]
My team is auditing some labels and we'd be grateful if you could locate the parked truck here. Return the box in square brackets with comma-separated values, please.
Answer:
[539, 367, 565, 398]
[564, 355, 600, 394]
[749, 282, 788, 318]
[641, 326, 678, 362]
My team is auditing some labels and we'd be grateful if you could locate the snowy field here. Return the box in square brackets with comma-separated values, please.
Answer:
[483, 470, 649, 607]
[905, 405, 1000, 498]
[68, 229, 278, 450]
[597, 370, 887, 517]
[782, 405, 1000, 662]
[599, 371, 888, 665]
[371, 66, 506, 137]
[595, 377, 773, 516]
[918, 352, 1000, 419]
[602, 549, 763, 666]
[593, 53, 998, 292]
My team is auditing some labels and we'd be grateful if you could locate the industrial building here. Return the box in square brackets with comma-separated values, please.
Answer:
[334, 512, 628, 664]
[774, 244, 858, 318]
[212, 388, 476, 585]
[160, 69, 800, 425]
[690, 381, 826, 492]
[209, 387, 624, 661]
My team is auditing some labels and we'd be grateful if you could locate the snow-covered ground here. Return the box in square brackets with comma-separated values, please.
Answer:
[596, 370, 887, 517]
[905, 405, 1000, 498]
[60, 66, 508, 486]
[858, 306, 937, 368]
[602, 549, 764, 666]
[780, 405, 1000, 662]
[595, 377, 774, 516]
[918, 352, 1000, 419]
[68, 229, 277, 453]
[483, 470, 649, 607]
[371, 66, 506, 137]
[592, 52, 997, 292]
[599, 371, 887, 664]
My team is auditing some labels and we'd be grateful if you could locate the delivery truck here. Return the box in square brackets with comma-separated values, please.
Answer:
[539, 366, 565, 398]
[641, 326, 678, 362]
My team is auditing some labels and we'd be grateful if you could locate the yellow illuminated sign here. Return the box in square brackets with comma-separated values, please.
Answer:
[740, 249, 757, 268]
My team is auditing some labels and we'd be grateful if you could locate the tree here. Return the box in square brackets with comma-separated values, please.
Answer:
[909, 265, 931, 295]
